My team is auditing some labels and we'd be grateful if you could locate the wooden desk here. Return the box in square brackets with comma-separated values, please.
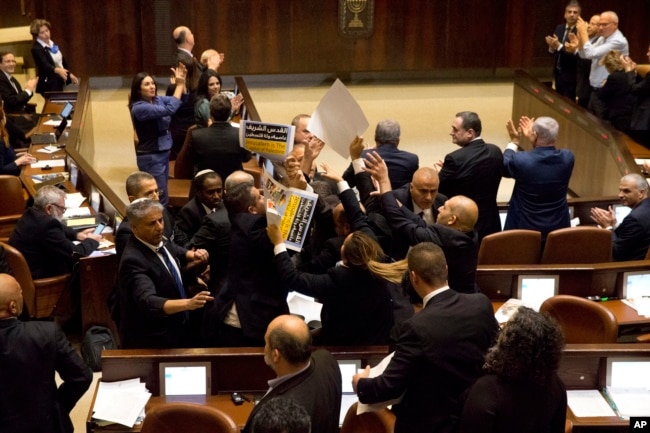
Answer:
[86, 388, 254, 432]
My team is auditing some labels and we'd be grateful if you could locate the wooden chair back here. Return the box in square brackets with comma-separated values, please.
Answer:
[541, 227, 612, 264]
[478, 229, 542, 265]
[540, 295, 618, 343]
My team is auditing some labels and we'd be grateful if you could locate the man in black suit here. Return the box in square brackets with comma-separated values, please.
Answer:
[0, 51, 38, 131]
[366, 151, 480, 293]
[353, 243, 498, 433]
[343, 119, 419, 190]
[115, 171, 185, 258]
[9, 185, 101, 279]
[175, 170, 223, 247]
[214, 181, 289, 346]
[436, 111, 503, 242]
[0, 273, 92, 433]
[243, 315, 342, 433]
[591, 173, 650, 261]
[545, 1, 581, 100]
[117, 199, 211, 349]
[188, 95, 252, 180]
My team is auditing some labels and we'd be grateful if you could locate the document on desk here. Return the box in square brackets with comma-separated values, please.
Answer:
[92, 379, 151, 428]
[605, 387, 650, 418]
[567, 390, 617, 417]
[64, 192, 87, 210]
[31, 158, 65, 168]
[356, 352, 404, 414]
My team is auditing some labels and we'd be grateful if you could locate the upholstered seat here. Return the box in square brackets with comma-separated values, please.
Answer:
[541, 227, 612, 264]
[0, 175, 27, 238]
[478, 229, 542, 265]
[540, 295, 618, 343]
[140, 402, 238, 433]
[340, 402, 395, 433]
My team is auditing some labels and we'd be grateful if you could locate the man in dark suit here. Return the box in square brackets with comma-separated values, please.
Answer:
[115, 171, 185, 258]
[188, 95, 252, 180]
[544, 1, 580, 100]
[117, 199, 211, 349]
[0, 273, 92, 433]
[0, 51, 38, 133]
[9, 185, 101, 279]
[243, 315, 342, 433]
[343, 119, 418, 190]
[436, 111, 503, 242]
[175, 170, 223, 247]
[214, 181, 290, 346]
[503, 116, 574, 240]
[353, 243, 498, 433]
[366, 151, 480, 293]
[591, 173, 650, 261]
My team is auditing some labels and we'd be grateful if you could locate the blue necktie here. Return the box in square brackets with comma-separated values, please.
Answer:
[157, 245, 189, 320]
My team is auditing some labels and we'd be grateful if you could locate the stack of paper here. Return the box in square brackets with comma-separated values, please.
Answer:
[606, 387, 650, 418]
[92, 379, 151, 427]
[567, 390, 617, 418]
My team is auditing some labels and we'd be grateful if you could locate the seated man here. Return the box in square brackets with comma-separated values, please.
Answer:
[188, 94, 252, 181]
[243, 315, 342, 433]
[0, 273, 92, 433]
[175, 170, 223, 247]
[352, 243, 498, 433]
[117, 199, 211, 349]
[591, 173, 650, 261]
[251, 397, 311, 433]
[9, 185, 101, 279]
[365, 151, 480, 293]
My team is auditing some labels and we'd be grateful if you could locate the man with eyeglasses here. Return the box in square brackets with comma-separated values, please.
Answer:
[570, 11, 628, 117]
[9, 185, 101, 279]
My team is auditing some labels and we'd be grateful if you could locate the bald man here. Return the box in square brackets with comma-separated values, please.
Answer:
[0, 274, 92, 433]
[365, 151, 480, 293]
[243, 315, 341, 433]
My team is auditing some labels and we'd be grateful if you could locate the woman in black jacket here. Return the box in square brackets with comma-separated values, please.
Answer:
[29, 19, 78, 94]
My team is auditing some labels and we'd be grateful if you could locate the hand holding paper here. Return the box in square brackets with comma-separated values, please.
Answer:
[267, 224, 284, 246]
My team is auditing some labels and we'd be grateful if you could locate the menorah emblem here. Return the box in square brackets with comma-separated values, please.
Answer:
[346, 0, 367, 28]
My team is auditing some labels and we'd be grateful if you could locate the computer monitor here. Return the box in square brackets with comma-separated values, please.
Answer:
[159, 362, 211, 396]
[606, 357, 650, 388]
[515, 275, 559, 311]
[622, 271, 650, 300]
[338, 360, 361, 426]
[59, 101, 74, 119]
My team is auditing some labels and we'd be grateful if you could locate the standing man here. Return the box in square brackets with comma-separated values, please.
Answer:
[343, 119, 419, 190]
[0, 51, 38, 117]
[436, 111, 503, 241]
[503, 116, 575, 240]
[572, 15, 601, 108]
[0, 273, 92, 433]
[117, 199, 211, 348]
[352, 243, 498, 433]
[545, 1, 581, 100]
[243, 315, 342, 433]
[571, 11, 629, 117]
[591, 173, 650, 261]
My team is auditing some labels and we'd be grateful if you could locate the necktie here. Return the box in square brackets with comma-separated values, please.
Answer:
[418, 211, 425, 219]
[157, 245, 189, 320]
[9, 76, 20, 94]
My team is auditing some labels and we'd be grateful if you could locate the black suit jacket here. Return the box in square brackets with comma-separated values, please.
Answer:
[380, 191, 479, 293]
[115, 208, 179, 259]
[117, 237, 190, 348]
[243, 350, 342, 433]
[31, 42, 71, 94]
[438, 138, 503, 241]
[552, 24, 578, 97]
[8, 208, 99, 278]
[343, 144, 419, 190]
[189, 205, 231, 291]
[189, 122, 252, 180]
[214, 212, 289, 342]
[175, 196, 208, 248]
[0, 73, 33, 113]
[0, 318, 92, 433]
[357, 289, 498, 433]
[613, 198, 650, 261]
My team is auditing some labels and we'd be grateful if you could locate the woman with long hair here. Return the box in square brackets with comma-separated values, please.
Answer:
[194, 69, 222, 126]
[0, 101, 36, 175]
[128, 64, 186, 207]
[267, 226, 407, 345]
[459, 307, 567, 433]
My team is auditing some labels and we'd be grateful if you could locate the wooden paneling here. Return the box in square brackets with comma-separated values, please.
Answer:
[21, 1, 650, 78]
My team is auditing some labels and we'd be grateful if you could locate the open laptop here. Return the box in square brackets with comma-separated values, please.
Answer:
[515, 275, 559, 311]
[31, 117, 68, 144]
[47, 101, 74, 121]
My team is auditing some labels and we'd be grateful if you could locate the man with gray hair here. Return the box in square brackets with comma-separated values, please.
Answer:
[591, 173, 650, 261]
[343, 119, 419, 190]
[9, 185, 101, 279]
[503, 116, 575, 240]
